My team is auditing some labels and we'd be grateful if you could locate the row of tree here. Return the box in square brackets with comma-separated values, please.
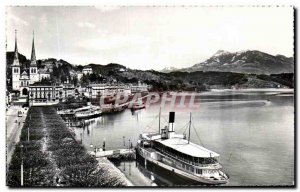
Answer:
[7, 107, 124, 187]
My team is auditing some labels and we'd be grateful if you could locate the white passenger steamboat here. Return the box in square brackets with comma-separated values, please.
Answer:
[136, 111, 229, 185]
[74, 105, 102, 119]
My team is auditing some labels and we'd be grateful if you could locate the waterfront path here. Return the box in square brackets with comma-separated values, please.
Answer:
[97, 158, 133, 186]
[6, 106, 28, 166]
[7, 106, 129, 187]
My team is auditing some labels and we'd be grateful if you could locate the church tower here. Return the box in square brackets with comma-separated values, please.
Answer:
[29, 31, 39, 84]
[12, 30, 20, 91]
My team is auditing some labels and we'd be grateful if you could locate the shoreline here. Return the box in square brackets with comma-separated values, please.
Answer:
[96, 158, 134, 186]
[60, 112, 135, 187]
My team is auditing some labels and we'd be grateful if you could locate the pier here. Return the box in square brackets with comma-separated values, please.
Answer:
[90, 148, 136, 160]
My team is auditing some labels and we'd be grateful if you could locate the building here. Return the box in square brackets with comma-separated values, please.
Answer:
[82, 66, 93, 75]
[41, 60, 54, 72]
[11, 30, 40, 96]
[131, 81, 149, 93]
[28, 84, 63, 106]
[86, 83, 130, 99]
[38, 68, 51, 81]
[62, 83, 75, 99]
[76, 72, 83, 81]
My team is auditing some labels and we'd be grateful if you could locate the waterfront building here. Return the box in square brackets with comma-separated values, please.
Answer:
[86, 83, 130, 99]
[83, 66, 93, 75]
[28, 84, 63, 106]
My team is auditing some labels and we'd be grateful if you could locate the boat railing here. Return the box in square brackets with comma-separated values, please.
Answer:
[157, 149, 220, 169]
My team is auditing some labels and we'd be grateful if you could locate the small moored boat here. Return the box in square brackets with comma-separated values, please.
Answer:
[130, 98, 145, 111]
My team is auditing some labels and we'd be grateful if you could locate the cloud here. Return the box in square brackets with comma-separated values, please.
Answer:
[78, 21, 96, 29]
[39, 14, 48, 25]
[8, 14, 29, 26]
[76, 34, 150, 51]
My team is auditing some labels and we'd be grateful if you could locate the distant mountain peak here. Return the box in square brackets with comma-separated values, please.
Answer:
[213, 50, 231, 57]
[160, 66, 178, 73]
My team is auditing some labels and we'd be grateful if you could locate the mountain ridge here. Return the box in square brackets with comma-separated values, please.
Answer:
[161, 50, 294, 74]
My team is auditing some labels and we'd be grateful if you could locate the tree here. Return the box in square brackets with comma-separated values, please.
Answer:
[80, 74, 90, 86]
[72, 76, 78, 86]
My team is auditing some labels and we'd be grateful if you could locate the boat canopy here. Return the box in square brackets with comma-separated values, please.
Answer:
[156, 137, 219, 158]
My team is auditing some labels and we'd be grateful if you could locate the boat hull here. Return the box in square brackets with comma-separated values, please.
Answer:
[75, 112, 102, 119]
[130, 106, 145, 111]
[136, 147, 228, 185]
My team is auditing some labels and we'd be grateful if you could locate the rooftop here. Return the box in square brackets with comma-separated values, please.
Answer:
[156, 137, 219, 158]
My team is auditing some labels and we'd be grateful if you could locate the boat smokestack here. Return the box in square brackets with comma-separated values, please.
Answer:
[168, 112, 175, 132]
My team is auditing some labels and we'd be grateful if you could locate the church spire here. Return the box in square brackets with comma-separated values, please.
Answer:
[12, 29, 20, 66]
[30, 30, 37, 66]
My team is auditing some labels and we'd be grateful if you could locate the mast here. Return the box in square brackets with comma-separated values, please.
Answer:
[158, 107, 161, 133]
[188, 113, 191, 144]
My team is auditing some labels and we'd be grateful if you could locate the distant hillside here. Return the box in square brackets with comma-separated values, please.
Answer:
[87, 63, 126, 75]
[6, 51, 294, 90]
[175, 50, 294, 74]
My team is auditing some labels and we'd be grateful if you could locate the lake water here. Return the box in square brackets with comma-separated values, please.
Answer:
[71, 89, 294, 186]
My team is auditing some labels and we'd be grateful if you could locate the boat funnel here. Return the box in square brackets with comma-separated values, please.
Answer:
[168, 112, 175, 132]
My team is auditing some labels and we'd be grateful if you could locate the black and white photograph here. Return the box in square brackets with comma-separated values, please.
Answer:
[5, 5, 294, 187]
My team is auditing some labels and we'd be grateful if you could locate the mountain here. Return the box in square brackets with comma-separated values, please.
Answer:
[180, 50, 294, 74]
[160, 66, 178, 73]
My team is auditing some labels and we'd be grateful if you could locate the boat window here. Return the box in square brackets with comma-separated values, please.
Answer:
[196, 169, 202, 174]
[190, 167, 194, 173]
[186, 165, 190, 171]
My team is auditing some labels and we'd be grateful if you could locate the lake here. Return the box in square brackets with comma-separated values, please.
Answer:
[71, 89, 294, 186]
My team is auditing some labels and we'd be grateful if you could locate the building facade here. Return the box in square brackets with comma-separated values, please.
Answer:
[11, 31, 41, 96]
[28, 84, 63, 106]
[86, 83, 131, 99]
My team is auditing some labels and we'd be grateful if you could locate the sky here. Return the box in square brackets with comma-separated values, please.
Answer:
[6, 6, 294, 70]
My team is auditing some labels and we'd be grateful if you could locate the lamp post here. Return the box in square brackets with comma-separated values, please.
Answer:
[30, 93, 33, 107]
[20, 144, 24, 186]
[27, 124, 29, 142]
[102, 140, 106, 151]
[47, 92, 51, 105]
